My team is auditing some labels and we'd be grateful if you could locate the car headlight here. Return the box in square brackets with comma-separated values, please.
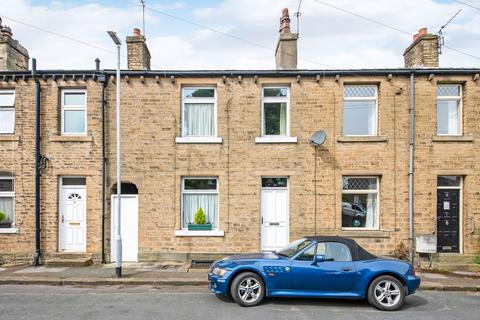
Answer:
[212, 267, 227, 277]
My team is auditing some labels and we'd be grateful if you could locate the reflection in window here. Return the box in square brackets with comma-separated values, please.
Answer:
[437, 84, 461, 135]
[343, 85, 377, 136]
[342, 177, 379, 229]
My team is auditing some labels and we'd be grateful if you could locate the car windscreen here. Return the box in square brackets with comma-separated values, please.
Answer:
[275, 238, 313, 258]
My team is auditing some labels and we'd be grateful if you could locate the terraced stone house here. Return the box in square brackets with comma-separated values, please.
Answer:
[0, 11, 479, 270]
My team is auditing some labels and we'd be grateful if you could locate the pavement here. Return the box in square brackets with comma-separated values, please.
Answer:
[0, 262, 479, 291]
[0, 285, 479, 320]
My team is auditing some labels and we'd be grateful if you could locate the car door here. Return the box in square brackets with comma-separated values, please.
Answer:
[291, 242, 357, 293]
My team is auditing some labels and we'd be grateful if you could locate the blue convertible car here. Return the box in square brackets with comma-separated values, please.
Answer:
[208, 236, 420, 311]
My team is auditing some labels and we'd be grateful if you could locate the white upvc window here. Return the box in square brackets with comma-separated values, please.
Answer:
[180, 177, 219, 230]
[181, 87, 217, 138]
[261, 86, 290, 137]
[61, 89, 87, 135]
[342, 176, 379, 230]
[437, 84, 462, 136]
[0, 90, 15, 134]
[343, 85, 378, 136]
[0, 177, 15, 228]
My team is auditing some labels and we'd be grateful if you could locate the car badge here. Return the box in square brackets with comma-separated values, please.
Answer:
[285, 267, 290, 272]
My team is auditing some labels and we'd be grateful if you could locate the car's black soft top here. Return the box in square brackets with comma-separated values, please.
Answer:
[306, 236, 377, 261]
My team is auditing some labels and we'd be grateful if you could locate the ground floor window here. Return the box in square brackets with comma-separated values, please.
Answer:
[182, 177, 218, 228]
[342, 176, 379, 229]
[0, 178, 15, 228]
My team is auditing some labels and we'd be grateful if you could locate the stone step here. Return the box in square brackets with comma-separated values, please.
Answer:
[432, 254, 476, 265]
[44, 253, 93, 267]
[434, 263, 480, 273]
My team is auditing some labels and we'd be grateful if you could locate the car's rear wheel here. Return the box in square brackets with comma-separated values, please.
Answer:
[230, 272, 265, 307]
[367, 275, 405, 311]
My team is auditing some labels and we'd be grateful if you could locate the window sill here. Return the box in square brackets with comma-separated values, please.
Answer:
[175, 137, 223, 144]
[338, 229, 390, 238]
[432, 134, 474, 142]
[0, 228, 19, 234]
[255, 136, 298, 144]
[49, 135, 93, 142]
[337, 136, 388, 143]
[174, 229, 225, 237]
[0, 135, 20, 142]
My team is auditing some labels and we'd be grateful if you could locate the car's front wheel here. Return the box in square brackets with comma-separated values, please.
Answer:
[367, 275, 406, 311]
[230, 272, 265, 307]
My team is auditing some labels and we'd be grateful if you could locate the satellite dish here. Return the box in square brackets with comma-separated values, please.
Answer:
[310, 130, 327, 146]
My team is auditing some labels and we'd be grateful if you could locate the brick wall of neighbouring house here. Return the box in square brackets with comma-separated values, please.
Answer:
[0, 78, 104, 263]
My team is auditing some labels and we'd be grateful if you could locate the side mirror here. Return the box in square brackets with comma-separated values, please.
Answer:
[314, 254, 326, 263]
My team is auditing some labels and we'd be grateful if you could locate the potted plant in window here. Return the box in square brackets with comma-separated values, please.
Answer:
[0, 211, 10, 228]
[187, 207, 212, 231]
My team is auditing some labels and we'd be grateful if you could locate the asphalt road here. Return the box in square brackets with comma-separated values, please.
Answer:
[0, 285, 478, 320]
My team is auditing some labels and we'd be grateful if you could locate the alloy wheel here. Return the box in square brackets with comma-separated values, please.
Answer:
[374, 280, 401, 307]
[238, 277, 262, 303]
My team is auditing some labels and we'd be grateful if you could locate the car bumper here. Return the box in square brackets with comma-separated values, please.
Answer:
[208, 272, 230, 295]
[406, 275, 421, 295]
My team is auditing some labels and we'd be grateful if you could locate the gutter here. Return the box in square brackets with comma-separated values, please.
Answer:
[32, 58, 42, 266]
[408, 72, 415, 264]
[1, 68, 480, 78]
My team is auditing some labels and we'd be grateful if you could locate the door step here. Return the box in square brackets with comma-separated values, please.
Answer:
[434, 263, 480, 273]
[44, 253, 93, 267]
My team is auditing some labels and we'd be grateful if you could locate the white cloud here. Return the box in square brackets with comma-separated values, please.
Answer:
[1, 0, 479, 70]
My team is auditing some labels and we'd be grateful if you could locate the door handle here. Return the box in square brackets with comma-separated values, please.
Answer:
[62, 215, 64, 223]
[341, 267, 353, 272]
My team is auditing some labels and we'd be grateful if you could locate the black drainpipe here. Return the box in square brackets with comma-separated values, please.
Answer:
[32, 58, 42, 266]
[97, 59, 108, 264]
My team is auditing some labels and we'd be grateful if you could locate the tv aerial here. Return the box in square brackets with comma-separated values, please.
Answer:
[437, 9, 462, 54]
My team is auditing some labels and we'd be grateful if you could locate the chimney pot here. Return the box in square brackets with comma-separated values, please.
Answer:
[279, 8, 291, 34]
[133, 28, 142, 37]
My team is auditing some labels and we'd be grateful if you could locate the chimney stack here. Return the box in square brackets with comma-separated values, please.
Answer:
[275, 8, 298, 70]
[0, 18, 29, 71]
[403, 28, 439, 68]
[126, 28, 151, 70]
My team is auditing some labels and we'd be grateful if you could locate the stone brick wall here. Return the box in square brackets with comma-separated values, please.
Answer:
[1, 72, 479, 264]
[126, 36, 151, 71]
[0, 36, 29, 71]
[0, 77, 104, 263]
[404, 35, 439, 68]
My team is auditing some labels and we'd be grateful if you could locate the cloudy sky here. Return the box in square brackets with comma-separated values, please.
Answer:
[1, 0, 479, 70]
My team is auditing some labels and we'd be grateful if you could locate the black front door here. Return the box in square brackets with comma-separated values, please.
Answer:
[437, 189, 460, 253]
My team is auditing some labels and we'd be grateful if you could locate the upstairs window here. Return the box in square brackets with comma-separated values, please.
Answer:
[437, 84, 462, 135]
[262, 87, 290, 136]
[343, 85, 377, 136]
[182, 87, 216, 137]
[0, 178, 14, 228]
[0, 90, 15, 134]
[62, 90, 87, 135]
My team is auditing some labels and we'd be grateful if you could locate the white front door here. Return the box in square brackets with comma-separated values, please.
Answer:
[261, 178, 289, 251]
[111, 195, 139, 262]
[59, 185, 87, 252]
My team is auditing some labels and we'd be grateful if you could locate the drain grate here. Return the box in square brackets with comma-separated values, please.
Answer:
[190, 260, 214, 270]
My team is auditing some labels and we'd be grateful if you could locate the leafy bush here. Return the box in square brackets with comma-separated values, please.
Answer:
[0, 211, 6, 223]
[194, 207, 206, 225]
[391, 242, 409, 261]
[474, 256, 480, 265]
